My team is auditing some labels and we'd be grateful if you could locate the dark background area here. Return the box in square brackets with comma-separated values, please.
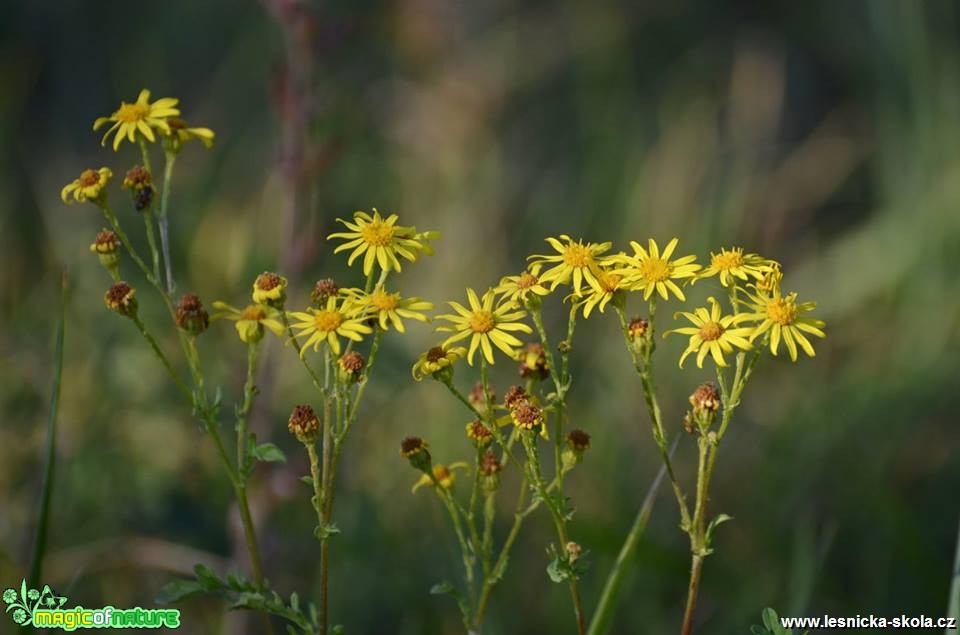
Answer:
[2, 1, 959, 633]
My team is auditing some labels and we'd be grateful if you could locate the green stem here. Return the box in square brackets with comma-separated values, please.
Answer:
[143, 209, 161, 283]
[27, 271, 67, 590]
[236, 342, 260, 474]
[281, 312, 327, 396]
[159, 150, 177, 293]
[130, 314, 192, 402]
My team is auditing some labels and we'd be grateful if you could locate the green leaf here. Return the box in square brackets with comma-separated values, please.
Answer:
[155, 579, 207, 604]
[251, 443, 287, 463]
[430, 582, 456, 595]
[300, 475, 314, 486]
[314, 523, 340, 541]
[546, 557, 570, 583]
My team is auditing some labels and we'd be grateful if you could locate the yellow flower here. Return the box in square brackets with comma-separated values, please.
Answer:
[327, 209, 437, 276]
[165, 117, 215, 150]
[211, 302, 285, 344]
[528, 235, 612, 296]
[61, 168, 112, 204]
[93, 89, 180, 150]
[742, 291, 825, 361]
[494, 265, 551, 306]
[665, 297, 753, 368]
[412, 344, 467, 380]
[578, 268, 625, 318]
[287, 297, 373, 357]
[696, 247, 776, 287]
[610, 238, 700, 301]
[412, 463, 469, 493]
[436, 288, 533, 365]
[342, 286, 433, 332]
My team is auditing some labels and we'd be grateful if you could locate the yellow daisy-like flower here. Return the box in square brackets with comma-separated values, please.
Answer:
[578, 268, 625, 318]
[412, 462, 469, 493]
[93, 89, 180, 151]
[696, 247, 776, 287]
[327, 209, 437, 276]
[61, 168, 112, 204]
[436, 288, 533, 365]
[494, 265, 551, 306]
[165, 117, 215, 150]
[665, 297, 754, 368]
[211, 302, 286, 344]
[342, 286, 433, 333]
[610, 238, 700, 301]
[412, 344, 467, 380]
[287, 297, 373, 357]
[742, 291, 825, 361]
[528, 235, 612, 296]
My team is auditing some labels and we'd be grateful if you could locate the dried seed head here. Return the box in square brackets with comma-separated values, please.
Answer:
[511, 403, 543, 431]
[690, 382, 721, 413]
[338, 351, 365, 383]
[288, 404, 320, 442]
[503, 385, 529, 411]
[104, 281, 137, 317]
[518, 343, 549, 380]
[465, 420, 493, 447]
[311, 278, 339, 307]
[175, 293, 210, 335]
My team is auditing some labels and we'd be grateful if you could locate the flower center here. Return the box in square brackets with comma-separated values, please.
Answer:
[116, 102, 150, 123]
[79, 169, 100, 186]
[766, 298, 797, 325]
[711, 249, 743, 271]
[426, 346, 446, 362]
[360, 220, 395, 247]
[470, 311, 495, 333]
[699, 321, 724, 341]
[314, 309, 343, 332]
[256, 272, 282, 290]
[597, 271, 621, 292]
[562, 243, 591, 268]
[517, 273, 539, 289]
[241, 306, 266, 321]
[639, 257, 671, 282]
[370, 288, 400, 310]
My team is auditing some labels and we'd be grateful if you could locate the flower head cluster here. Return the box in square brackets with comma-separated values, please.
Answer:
[92, 89, 213, 152]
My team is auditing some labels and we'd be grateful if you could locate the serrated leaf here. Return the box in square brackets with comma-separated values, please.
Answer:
[546, 557, 569, 583]
[251, 443, 287, 463]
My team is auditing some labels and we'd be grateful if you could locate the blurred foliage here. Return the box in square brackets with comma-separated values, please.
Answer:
[2, 0, 960, 633]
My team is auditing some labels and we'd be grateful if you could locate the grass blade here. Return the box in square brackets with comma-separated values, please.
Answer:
[27, 268, 67, 589]
[586, 435, 679, 635]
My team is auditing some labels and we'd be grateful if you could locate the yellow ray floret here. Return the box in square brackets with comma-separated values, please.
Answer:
[287, 296, 373, 357]
[608, 237, 701, 302]
[664, 297, 754, 368]
[742, 291, 825, 362]
[93, 89, 180, 151]
[528, 235, 612, 297]
[436, 288, 532, 365]
[327, 209, 438, 276]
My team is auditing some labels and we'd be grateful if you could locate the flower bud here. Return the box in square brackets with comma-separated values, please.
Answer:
[338, 351, 365, 384]
[562, 429, 591, 471]
[465, 420, 493, 447]
[175, 293, 210, 336]
[518, 343, 549, 380]
[469, 381, 495, 413]
[511, 403, 544, 432]
[122, 165, 155, 212]
[90, 229, 121, 278]
[288, 404, 320, 444]
[503, 385, 529, 411]
[252, 272, 287, 308]
[479, 450, 502, 494]
[311, 278, 339, 307]
[566, 541, 583, 563]
[400, 436, 432, 473]
[104, 281, 137, 317]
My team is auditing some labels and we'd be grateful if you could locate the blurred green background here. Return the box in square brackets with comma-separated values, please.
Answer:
[2, 1, 959, 633]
